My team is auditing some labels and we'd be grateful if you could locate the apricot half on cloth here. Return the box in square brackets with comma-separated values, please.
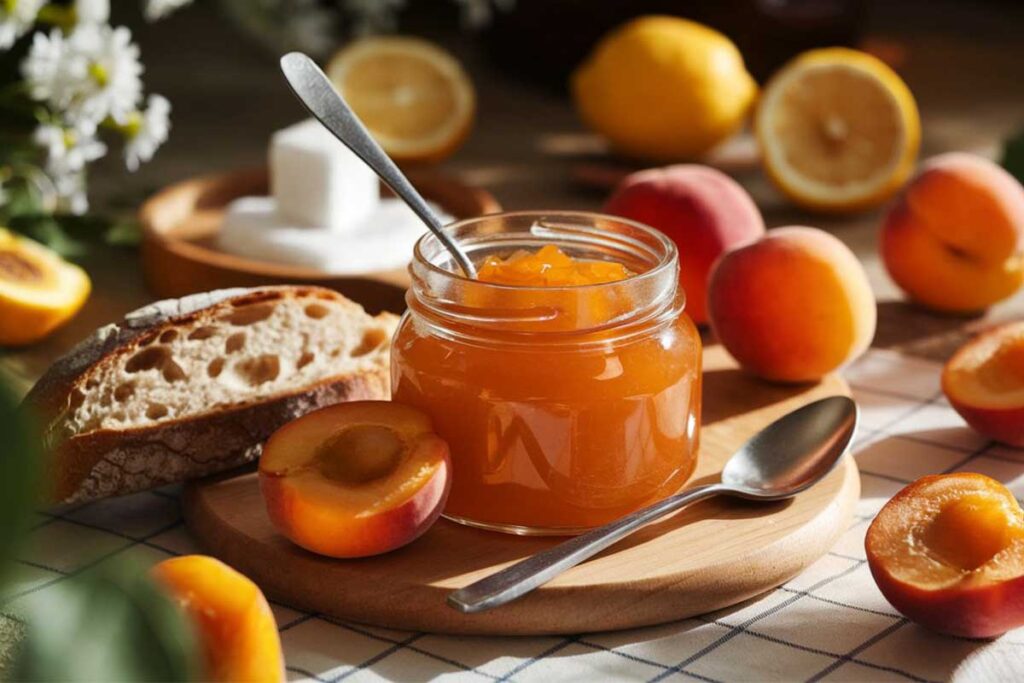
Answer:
[259, 401, 451, 558]
[881, 153, 1024, 313]
[943, 321, 1024, 446]
[866, 474, 1024, 638]
[151, 555, 284, 683]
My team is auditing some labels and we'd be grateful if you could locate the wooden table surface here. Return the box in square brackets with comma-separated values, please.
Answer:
[2, 0, 1023, 394]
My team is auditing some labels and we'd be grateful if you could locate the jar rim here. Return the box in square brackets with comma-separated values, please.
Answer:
[407, 211, 684, 340]
[412, 210, 678, 293]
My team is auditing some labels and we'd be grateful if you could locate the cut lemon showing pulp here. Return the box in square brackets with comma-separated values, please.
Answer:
[756, 48, 920, 212]
[0, 229, 90, 346]
[326, 37, 475, 163]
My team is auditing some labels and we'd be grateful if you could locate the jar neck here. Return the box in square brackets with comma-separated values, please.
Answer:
[406, 211, 683, 344]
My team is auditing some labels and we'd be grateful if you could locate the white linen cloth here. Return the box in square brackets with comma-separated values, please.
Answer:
[3, 348, 1023, 682]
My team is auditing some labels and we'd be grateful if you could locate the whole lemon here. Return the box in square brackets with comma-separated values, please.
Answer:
[572, 16, 757, 162]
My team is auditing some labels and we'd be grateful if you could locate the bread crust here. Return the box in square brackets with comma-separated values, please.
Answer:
[23, 286, 396, 503]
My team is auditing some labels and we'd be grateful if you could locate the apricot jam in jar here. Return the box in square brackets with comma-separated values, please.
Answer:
[391, 212, 701, 535]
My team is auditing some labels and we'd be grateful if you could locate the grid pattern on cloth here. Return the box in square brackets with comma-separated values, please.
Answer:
[3, 348, 1024, 682]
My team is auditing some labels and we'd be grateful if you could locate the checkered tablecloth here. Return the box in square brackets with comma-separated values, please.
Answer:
[3, 348, 1024, 682]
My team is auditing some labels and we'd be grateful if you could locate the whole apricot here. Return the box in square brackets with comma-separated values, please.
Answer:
[605, 165, 765, 324]
[881, 153, 1024, 312]
[707, 227, 876, 382]
[151, 555, 284, 683]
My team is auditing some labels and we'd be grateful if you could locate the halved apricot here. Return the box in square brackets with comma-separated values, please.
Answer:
[943, 322, 1024, 446]
[258, 401, 451, 558]
[151, 555, 284, 682]
[866, 473, 1024, 638]
[0, 228, 90, 346]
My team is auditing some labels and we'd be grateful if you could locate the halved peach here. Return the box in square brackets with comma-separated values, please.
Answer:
[259, 401, 451, 558]
[943, 322, 1024, 446]
[866, 473, 1024, 638]
[151, 555, 284, 682]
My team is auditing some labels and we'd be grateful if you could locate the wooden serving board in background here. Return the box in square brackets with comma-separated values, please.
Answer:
[184, 345, 858, 636]
[139, 167, 501, 314]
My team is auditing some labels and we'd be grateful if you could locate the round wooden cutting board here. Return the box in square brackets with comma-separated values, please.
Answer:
[183, 345, 858, 635]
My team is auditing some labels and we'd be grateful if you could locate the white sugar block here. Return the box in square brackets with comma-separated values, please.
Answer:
[269, 118, 379, 232]
[218, 196, 448, 275]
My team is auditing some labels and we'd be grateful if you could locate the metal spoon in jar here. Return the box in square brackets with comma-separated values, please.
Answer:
[279, 51, 477, 278]
[448, 395, 858, 614]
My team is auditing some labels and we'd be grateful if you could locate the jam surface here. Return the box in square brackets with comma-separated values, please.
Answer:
[392, 245, 701, 532]
[476, 245, 631, 287]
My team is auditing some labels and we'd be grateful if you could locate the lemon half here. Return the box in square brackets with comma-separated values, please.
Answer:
[327, 37, 475, 163]
[757, 48, 920, 213]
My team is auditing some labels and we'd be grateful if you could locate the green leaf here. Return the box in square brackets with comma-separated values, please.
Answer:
[13, 557, 200, 682]
[0, 381, 39, 580]
[104, 217, 143, 246]
[0, 180, 45, 219]
[7, 215, 89, 259]
[1002, 128, 1024, 184]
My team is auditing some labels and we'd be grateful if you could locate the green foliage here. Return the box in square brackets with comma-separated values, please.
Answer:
[0, 383, 198, 681]
[0, 381, 40, 581]
[1002, 127, 1024, 185]
[12, 558, 200, 682]
[8, 214, 89, 258]
[4, 212, 143, 259]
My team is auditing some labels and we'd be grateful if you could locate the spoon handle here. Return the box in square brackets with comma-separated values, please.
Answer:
[279, 52, 477, 278]
[447, 483, 726, 613]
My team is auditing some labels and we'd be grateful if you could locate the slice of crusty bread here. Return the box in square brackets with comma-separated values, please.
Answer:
[23, 286, 398, 503]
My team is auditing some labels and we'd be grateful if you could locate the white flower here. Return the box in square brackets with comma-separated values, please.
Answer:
[0, 0, 44, 50]
[34, 120, 107, 174]
[33, 121, 105, 215]
[144, 0, 192, 21]
[284, 8, 335, 56]
[22, 30, 87, 112]
[123, 94, 170, 171]
[54, 169, 89, 214]
[343, 0, 406, 34]
[453, 0, 514, 29]
[24, 25, 143, 125]
[67, 24, 143, 124]
[75, 0, 109, 25]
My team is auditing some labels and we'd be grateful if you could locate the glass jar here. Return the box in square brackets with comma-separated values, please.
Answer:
[391, 212, 701, 535]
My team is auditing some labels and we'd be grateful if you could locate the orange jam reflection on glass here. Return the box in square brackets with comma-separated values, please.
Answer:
[392, 213, 702, 534]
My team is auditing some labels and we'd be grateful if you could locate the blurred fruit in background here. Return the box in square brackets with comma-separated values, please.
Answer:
[326, 37, 476, 164]
[756, 47, 919, 213]
[880, 153, 1024, 313]
[604, 165, 765, 324]
[0, 229, 90, 347]
[708, 227, 876, 383]
[572, 17, 757, 162]
[481, 0, 865, 89]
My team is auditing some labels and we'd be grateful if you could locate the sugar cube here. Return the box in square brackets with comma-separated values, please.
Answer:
[269, 118, 379, 232]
